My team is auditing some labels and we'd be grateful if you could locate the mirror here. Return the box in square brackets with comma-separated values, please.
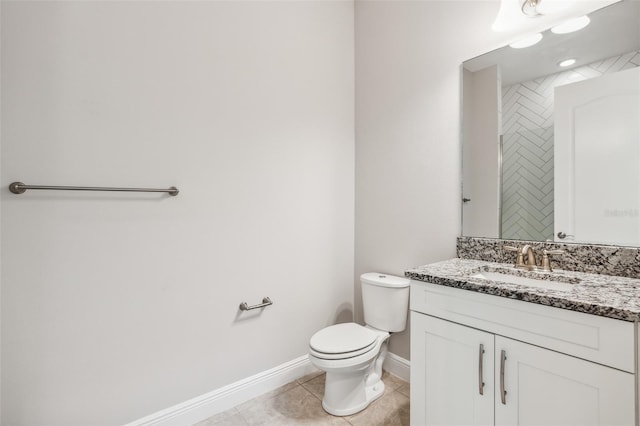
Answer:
[462, 0, 640, 246]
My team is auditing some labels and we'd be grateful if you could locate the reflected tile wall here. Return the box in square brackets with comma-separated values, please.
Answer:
[499, 49, 640, 241]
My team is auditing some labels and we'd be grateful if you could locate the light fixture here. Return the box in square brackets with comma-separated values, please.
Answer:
[521, 0, 542, 17]
[535, 0, 572, 15]
[493, 0, 531, 32]
[493, 0, 574, 32]
[509, 33, 543, 49]
[551, 15, 591, 34]
[558, 58, 576, 67]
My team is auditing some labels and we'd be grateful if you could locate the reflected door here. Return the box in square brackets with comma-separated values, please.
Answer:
[555, 66, 640, 245]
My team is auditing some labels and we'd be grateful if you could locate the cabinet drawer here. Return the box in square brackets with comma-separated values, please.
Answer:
[411, 281, 635, 372]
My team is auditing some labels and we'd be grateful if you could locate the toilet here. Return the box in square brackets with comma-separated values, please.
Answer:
[308, 272, 410, 416]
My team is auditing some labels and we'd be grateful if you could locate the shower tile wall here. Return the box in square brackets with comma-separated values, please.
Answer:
[500, 49, 640, 241]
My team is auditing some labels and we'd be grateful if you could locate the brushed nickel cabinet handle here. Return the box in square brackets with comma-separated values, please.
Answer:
[500, 350, 507, 405]
[478, 343, 485, 395]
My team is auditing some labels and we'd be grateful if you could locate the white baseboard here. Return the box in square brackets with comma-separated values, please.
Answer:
[125, 351, 410, 426]
[383, 352, 410, 383]
[124, 355, 315, 426]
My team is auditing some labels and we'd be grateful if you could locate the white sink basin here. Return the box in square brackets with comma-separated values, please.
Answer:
[471, 271, 577, 291]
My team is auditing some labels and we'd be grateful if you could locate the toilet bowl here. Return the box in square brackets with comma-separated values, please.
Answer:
[308, 273, 410, 416]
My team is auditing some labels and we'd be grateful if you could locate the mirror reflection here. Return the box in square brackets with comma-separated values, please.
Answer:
[462, 0, 640, 246]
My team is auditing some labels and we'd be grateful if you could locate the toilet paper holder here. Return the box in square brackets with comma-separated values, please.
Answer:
[239, 297, 273, 311]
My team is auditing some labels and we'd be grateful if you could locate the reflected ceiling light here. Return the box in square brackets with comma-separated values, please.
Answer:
[509, 33, 543, 49]
[493, 0, 574, 32]
[567, 72, 585, 81]
[559, 58, 576, 67]
[551, 15, 591, 34]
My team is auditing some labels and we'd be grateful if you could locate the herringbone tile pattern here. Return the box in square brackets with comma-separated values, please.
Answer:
[500, 50, 640, 241]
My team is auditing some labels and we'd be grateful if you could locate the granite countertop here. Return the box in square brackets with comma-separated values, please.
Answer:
[406, 258, 640, 322]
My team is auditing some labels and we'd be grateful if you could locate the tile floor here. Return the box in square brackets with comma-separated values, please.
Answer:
[194, 370, 410, 426]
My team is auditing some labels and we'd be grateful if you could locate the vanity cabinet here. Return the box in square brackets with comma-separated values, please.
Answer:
[410, 281, 636, 426]
[495, 335, 633, 426]
[412, 313, 494, 426]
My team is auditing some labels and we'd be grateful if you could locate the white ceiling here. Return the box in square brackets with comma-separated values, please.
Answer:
[464, 0, 640, 86]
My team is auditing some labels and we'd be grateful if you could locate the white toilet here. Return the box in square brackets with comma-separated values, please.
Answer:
[308, 272, 410, 416]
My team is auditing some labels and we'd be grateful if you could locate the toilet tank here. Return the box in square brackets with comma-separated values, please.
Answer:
[361, 272, 410, 332]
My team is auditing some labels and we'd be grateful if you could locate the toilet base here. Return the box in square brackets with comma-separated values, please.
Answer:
[322, 376, 385, 416]
[319, 338, 389, 416]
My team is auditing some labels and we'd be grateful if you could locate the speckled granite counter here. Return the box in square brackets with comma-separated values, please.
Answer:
[457, 237, 640, 278]
[406, 258, 640, 322]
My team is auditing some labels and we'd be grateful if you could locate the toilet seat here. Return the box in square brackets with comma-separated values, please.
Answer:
[309, 341, 377, 360]
[309, 323, 378, 360]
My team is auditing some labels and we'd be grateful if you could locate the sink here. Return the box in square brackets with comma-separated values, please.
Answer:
[471, 270, 578, 291]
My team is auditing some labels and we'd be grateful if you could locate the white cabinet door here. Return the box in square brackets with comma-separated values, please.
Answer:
[411, 312, 494, 426]
[495, 336, 635, 426]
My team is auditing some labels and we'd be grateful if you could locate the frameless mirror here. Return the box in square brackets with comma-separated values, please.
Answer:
[462, 0, 640, 246]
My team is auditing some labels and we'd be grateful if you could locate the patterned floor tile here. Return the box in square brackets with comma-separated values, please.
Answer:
[238, 385, 349, 426]
[346, 391, 409, 426]
[299, 373, 325, 400]
[194, 372, 409, 426]
[381, 372, 405, 392]
[193, 407, 248, 426]
[296, 367, 324, 385]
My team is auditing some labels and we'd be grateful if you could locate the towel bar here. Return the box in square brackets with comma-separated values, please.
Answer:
[239, 297, 273, 311]
[9, 182, 179, 196]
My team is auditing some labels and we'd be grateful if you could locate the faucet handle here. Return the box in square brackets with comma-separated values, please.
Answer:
[541, 249, 565, 272]
[543, 249, 565, 255]
[504, 246, 525, 268]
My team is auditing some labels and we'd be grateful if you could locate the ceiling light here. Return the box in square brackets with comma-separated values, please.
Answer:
[536, 0, 572, 15]
[567, 72, 585, 82]
[509, 33, 543, 49]
[521, 0, 542, 17]
[559, 58, 576, 67]
[493, 0, 576, 32]
[551, 15, 591, 34]
[493, 0, 532, 32]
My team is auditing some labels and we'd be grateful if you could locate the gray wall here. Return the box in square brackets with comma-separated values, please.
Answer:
[354, 0, 510, 360]
[1, 2, 354, 424]
[1, 0, 621, 424]
[463, 65, 501, 238]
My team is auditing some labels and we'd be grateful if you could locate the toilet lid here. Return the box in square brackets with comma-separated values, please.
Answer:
[309, 323, 377, 354]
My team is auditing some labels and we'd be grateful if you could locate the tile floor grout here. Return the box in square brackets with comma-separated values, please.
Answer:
[195, 370, 409, 426]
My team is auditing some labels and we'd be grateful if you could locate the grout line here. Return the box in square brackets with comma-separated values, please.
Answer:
[204, 374, 410, 426]
[298, 382, 320, 400]
[295, 370, 324, 385]
[300, 384, 323, 402]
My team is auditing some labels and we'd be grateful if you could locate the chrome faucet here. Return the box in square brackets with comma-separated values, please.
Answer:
[521, 245, 537, 271]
